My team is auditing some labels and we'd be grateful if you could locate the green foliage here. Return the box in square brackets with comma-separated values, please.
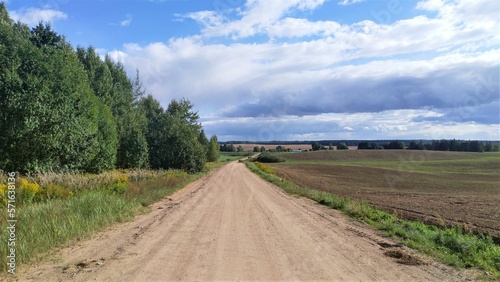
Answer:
[116, 110, 149, 169]
[198, 129, 209, 159]
[140, 97, 207, 173]
[337, 142, 349, 150]
[30, 22, 62, 48]
[140, 95, 168, 169]
[312, 142, 323, 151]
[255, 152, 286, 163]
[384, 140, 406, 150]
[87, 102, 118, 173]
[163, 112, 206, 173]
[220, 144, 237, 152]
[207, 135, 221, 162]
[0, 2, 12, 25]
[0, 5, 209, 174]
[0, 20, 111, 172]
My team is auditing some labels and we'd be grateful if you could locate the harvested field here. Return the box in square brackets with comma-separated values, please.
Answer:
[273, 150, 500, 238]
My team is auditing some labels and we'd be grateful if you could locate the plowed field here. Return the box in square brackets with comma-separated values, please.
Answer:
[273, 150, 500, 238]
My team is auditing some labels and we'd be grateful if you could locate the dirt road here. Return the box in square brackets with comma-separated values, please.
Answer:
[21, 162, 475, 281]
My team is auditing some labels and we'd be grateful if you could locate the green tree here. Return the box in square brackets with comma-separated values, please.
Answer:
[141, 97, 206, 172]
[0, 17, 114, 172]
[30, 22, 62, 48]
[253, 146, 261, 152]
[77, 50, 149, 169]
[140, 95, 169, 169]
[207, 135, 220, 162]
[164, 115, 206, 173]
[336, 142, 349, 150]
[198, 129, 209, 158]
[312, 142, 322, 151]
[0, 2, 13, 25]
[260, 146, 266, 152]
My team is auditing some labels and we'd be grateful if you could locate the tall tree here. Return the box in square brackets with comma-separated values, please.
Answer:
[0, 2, 12, 25]
[207, 135, 220, 162]
[164, 99, 206, 172]
[0, 17, 114, 172]
[140, 95, 169, 169]
[30, 22, 62, 48]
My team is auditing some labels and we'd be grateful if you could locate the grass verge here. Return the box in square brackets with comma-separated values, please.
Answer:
[246, 161, 500, 280]
[0, 165, 219, 273]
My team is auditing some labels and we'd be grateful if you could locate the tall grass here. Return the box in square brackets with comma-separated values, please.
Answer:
[246, 161, 500, 279]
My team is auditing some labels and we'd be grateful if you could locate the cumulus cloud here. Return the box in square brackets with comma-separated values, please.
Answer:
[10, 7, 67, 26]
[198, 0, 326, 39]
[108, 0, 499, 140]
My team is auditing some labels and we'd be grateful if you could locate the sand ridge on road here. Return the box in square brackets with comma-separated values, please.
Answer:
[20, 162, 475, 281]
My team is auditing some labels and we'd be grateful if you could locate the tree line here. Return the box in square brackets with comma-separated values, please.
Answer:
[0, 3, 219, 174]
[358, 140, 499, 152]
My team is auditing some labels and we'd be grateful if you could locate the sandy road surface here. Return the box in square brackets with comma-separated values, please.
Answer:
[20, 162, 476, 281]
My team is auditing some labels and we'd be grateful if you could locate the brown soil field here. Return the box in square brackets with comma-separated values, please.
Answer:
[272, 150, 500, 238]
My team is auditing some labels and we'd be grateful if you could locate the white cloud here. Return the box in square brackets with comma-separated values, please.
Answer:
[180, 11, 225, 28]
[108, 0, 499, 140]
[198, 0, 326, 39]
[10, 7, 67, 26]
[120, 14, 132, 26]
[338, 0, 365, 6]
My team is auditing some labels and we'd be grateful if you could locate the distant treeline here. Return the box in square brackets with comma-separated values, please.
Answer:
[0, 4, 219, 173]
[222, 140, 499, 153]
[358, 140, 499, 152]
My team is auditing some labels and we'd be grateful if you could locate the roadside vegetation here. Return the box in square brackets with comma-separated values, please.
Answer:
[247, 160, 500, 279]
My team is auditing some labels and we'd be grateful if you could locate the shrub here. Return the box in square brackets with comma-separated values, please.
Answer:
[337, 142, 349, 150]
[256, 153, 286, 163]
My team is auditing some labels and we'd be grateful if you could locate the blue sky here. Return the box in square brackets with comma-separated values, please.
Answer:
[4, 0, 500, 141]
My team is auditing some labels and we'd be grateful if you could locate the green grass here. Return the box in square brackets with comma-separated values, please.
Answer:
[219, 152, 253, 162]
[246, 161, 500, 280]
[0, 168, 210, 273]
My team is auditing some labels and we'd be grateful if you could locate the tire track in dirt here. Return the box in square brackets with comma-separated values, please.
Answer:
[18, 162, 477, 281]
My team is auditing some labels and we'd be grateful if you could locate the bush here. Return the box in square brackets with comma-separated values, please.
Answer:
[256, 153, 286, 163]
[337, 142, 349, 150]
